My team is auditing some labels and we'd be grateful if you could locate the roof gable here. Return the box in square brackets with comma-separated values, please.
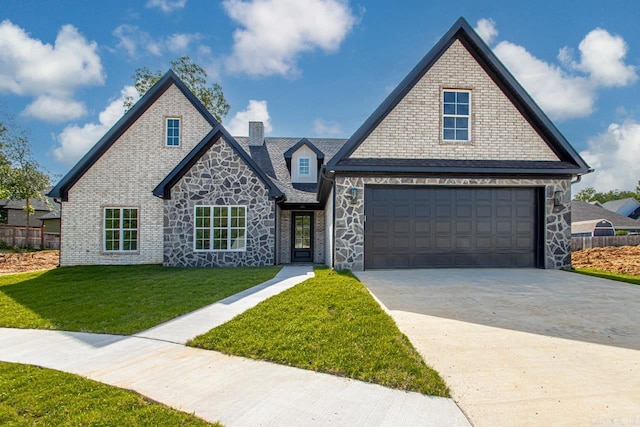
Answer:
[327, 17, 591, 175]
[153, 125, 283, 200]
[283, 138, 325, 171]
[49, 70, 219, 200]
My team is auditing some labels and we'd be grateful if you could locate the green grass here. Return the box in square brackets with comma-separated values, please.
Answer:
[572, 268, 640, 285]
[0, 264, 280, 334]
[0, 361, 219, 426]
[189, 267, 449, 397]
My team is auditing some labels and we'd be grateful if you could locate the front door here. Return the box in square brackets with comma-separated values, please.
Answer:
[291, 212, 313, 263]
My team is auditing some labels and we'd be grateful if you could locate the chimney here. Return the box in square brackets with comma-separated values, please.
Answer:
[248, 121, 264, 146]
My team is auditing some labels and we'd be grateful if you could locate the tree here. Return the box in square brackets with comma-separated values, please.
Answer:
[124, 56, 230, 122]
[0, 116, 51, 246]
[573, 183, 640, 203]
[574, 187, 596, 202]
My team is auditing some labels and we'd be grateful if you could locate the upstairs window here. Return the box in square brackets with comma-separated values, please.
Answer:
[299, 158, 310, 175]
[104, 208, 138, 252]
[166, 118, 180, 146]
[442, 90, 470, 142]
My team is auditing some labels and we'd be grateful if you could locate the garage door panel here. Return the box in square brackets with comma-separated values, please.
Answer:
[364, 186, 538, 269]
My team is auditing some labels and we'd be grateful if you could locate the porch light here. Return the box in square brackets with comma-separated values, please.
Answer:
[350, 187, 358, 204]
[553, 190, 564, 207]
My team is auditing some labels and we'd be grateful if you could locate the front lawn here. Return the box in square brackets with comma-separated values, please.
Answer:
[0, 362, 218, 426]
[0, 265, 280, 334]
[572, 268, 640, 286]
[189, 267, 449, 397]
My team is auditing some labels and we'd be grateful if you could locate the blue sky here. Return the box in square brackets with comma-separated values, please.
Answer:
[2, 0, 640, 194]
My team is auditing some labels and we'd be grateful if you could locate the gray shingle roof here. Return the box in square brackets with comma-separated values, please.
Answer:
[602, 198, 640, 213]
[571, 200, 640, 230]
[235, 137, 347, 204]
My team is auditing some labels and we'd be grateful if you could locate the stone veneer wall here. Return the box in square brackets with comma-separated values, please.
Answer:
[163, 137, 275, 267]
[350, 39, 558, 162]
[60, 84, 213, 266]
[334, 176, 571, 271]
[278, 209, 325, 264]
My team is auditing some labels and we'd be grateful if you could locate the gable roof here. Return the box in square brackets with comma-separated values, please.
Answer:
[602, 197, 640, 213]
[153, 125, 284, 200]
[283, 138, 325, 171]
[327, 17, 591, 176]
[236, 136, 345, 205]
[48, 70, 219, 201]
[571, 200, 640, 230]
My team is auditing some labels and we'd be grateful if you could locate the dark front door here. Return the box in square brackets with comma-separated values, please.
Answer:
[292, 212, 313, 263]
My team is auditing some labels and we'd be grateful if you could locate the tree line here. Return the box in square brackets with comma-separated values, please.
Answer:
[573, 181, 640, 203]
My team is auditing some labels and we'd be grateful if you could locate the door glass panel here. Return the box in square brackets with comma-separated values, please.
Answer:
[294, 215, 311, 249]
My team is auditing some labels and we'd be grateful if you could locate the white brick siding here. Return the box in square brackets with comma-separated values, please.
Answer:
[60, 84, 213, 266]
[351, 39, 559, 161]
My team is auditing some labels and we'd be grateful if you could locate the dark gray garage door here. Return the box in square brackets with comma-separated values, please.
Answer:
[364, 186, 540, 269]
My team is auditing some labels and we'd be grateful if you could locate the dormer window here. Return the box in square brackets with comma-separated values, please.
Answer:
[299, 158, 310, 175]
[442, 90, 470, 142]
[166, 118, 180, 146]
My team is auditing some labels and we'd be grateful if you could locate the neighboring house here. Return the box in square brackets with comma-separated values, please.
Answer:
[571, 201, 640, 234]
[571, 219, 615, 237]
[49, 18, 590, 270]
[0, 197, 57, 228]
[602, 198, 640, 220]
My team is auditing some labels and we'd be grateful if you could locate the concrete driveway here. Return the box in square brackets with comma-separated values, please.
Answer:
[356, 269, 640, 426]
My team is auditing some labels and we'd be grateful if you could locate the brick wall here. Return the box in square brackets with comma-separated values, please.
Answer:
[350, 39, 559, 161]
[60, 84, 213, 266]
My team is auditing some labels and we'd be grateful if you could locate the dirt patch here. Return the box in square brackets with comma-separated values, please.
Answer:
[572, 245, 640, 276]
[0, 250, 60, 274]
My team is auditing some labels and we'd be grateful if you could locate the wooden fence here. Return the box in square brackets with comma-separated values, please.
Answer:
[0, 225, 60, 249]
[572, 235, 640, 251]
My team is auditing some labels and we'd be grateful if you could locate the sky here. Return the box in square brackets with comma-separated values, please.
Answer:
[2, 0, 640, 195]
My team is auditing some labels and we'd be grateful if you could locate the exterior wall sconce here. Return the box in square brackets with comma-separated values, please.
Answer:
[553, 190, 564, 207]
[350, 187, 358, 204]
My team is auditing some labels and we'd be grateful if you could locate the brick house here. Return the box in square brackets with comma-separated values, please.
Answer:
[49, 18, 590, 270]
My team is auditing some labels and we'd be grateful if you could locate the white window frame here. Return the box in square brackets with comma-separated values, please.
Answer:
[299, 158, 310, 176]
[104, 207, 138, 252]
[166, 117, 181, 147]
[194, 205, 247, 252]
[442, 89, 471, 142]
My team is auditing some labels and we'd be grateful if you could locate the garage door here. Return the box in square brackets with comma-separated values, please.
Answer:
[364, 186, 539, 269]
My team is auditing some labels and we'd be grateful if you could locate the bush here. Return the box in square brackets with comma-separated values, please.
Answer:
[616, 230, 629, 236]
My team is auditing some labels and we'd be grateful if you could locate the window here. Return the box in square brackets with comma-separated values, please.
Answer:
[442, 90, 470, 141]
[194, 206, 246, 251]
[104, 208, 138, 252]
[299, 158, 310, 175]
[166, 118, 180, 146]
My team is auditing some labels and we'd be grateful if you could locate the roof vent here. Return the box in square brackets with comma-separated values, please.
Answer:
[248, 121, 264, 146]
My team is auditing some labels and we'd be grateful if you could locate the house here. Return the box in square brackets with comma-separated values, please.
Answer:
[0, 196, 58, 228]
[49, 17, 590, 270]
[571, 200, 640, 234]
[602, 198, 640, 220]
[571, 219, 615, 237]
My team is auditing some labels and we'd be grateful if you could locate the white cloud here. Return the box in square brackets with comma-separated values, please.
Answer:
[52, 86, 139, 166]
[571, 28, 637, 87]
[22, 96, 86, 122]
[166, 33, 202, 53]
[494, 41, 595, 120]
[574, 120, 640, 194]
[224, 100, 272, 136]
[224, 0, 357, 76]
[146, 0, 187, 13]
[313, 119, 342, 136]
[113, 25, 202, 58]
[487, 21, 637, 122]
[0, 20, 104, 122]
[474, 18, 498, 45]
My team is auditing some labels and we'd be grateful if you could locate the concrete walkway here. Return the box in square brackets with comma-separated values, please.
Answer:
[0, 265, 470, 426]
[357, 269, 640, 426]
[135, 265, 315, 344]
